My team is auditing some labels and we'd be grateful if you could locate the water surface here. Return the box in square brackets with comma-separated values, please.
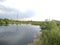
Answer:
[0, 24, 40, 45]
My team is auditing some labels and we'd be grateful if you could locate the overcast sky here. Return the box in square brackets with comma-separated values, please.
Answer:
[0, 0, 60, 21]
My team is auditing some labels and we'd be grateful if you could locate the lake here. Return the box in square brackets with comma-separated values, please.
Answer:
[0, 24, 40, 45]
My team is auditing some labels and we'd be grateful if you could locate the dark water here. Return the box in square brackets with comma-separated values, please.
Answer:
[0, 24, 40, 45]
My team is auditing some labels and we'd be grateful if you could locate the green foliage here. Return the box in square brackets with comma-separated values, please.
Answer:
[29, 20, 60, 45]
[40, 20, 60, 45]
[1, 18, 60, 45]
[0, 18, 21, 25]
[34, 41, 40, 45]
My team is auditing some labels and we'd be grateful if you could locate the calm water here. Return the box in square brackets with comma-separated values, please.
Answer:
[0, 24, 40, 45]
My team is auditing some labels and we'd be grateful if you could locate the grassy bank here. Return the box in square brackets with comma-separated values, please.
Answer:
[28, 20, 60, 45]
[0, 18, 60, 45]
[0, 18, 22, 25]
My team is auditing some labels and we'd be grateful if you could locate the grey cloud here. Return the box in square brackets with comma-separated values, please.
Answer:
[0, 5, 18, 12]
[0, 0, 5, 2]
[0, 5, 19, 19]
[0, 5, 35, 19]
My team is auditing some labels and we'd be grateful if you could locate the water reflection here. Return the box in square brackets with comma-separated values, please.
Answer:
[0, 24, 40, 45]
[0, 24, 8, 26]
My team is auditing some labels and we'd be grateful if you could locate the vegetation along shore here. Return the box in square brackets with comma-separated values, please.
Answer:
[0, 18, 60, 45]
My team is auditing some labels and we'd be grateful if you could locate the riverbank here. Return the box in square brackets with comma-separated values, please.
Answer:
[28, 20, 60, 45]
[1, 18, 60, 45]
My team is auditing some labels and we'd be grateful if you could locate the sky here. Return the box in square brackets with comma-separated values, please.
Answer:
[0, 0, 60, 21]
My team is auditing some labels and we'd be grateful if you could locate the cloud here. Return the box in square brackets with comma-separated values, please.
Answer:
[0, 0, 5, 2]
[18, 10, 35, 19]
[0, 5, 17, 12]
[0, 5, 19, 19]
[0, 5, 35, 20]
